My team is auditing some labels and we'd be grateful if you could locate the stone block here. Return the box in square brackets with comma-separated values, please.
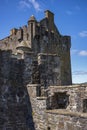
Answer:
[58, 121, 64, 129]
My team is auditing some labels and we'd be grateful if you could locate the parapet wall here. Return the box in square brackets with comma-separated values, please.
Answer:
[46, 110, 87, 130]
[47, 85, 87, 112]
[27, 83, 87, 130]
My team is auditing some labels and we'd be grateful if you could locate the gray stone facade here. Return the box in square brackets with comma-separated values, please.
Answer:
[0, 10, 86, 130]
[0, 10, 72, 86]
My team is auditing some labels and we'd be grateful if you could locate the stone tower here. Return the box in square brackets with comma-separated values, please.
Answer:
[0, 10, 72, 129]
[0, 10, 72, 86]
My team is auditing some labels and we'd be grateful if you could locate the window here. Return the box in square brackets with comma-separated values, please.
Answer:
[27, 33, 29, 40]
[56, 92, 69, 109]
[50, 92, 69, 109]
[83, 99, 87, 112]
[47, 127, 51, 130]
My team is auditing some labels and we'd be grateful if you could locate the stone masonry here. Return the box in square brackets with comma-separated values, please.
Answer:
[0, 10, 87, 130]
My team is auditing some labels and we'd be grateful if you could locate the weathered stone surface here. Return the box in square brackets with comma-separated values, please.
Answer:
[0, 50, 35, 129]
[0, 10, 87, 130]
[46, 110, 87, 130]
[0, 10, 72, 86]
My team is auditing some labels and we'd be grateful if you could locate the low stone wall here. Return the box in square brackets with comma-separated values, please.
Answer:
[46, 109, 87, 130]
[26, 84, 87, 130]
[27, 84, 47, 130]
[48, 85, 87, 112]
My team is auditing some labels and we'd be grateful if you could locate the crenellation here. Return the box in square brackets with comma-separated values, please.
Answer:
[10, 28, 18, 36]
[17, 27, 23, 41]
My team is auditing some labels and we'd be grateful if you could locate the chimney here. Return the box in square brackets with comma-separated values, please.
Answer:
[44, 10, 54, 30]
[45, 10, 54, 22]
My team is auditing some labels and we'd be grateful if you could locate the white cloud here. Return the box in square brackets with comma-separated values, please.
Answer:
[19, 0, 42, 12]
[79, 50, 87, 56]
[73, 71, 87, 75]
[19, 0, 30, 9]
[72, 71, 87, 83]
[29, 0, 42, 12]
[71, 49, 87, 56]
[66, 5, 80, 16]
[79, 31, 87, 37]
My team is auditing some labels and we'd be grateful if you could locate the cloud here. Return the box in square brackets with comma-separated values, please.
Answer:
[79, 31, 87, 37]
[66, 5, 80, 16]
[73, 71, 87, 75]
[71, 49, 78, 55]
[66, 10, 73, 15]
[71, 49, 87, 56]
[79, 50, 87, 56]
[19, 0, 30, 9]
[29, 0, 42, 12]
[19, 0, 42, 12]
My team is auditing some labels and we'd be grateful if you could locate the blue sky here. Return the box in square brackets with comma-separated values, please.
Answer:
[0, 0, 87, 83]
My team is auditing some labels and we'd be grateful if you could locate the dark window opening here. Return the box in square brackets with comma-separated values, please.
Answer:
[47, 127, 51, 130]
[45, 30, 48, 36]
[27, 33, 29, 40]
[35, 34, 40, 40]
[36, 85, 41, 97]
[36, 25, 40, 33]
[31, 23, 33, 38]
[49, 92, 69, 109]
[56, 92, 69, 109]
[83, 99, 87, 112]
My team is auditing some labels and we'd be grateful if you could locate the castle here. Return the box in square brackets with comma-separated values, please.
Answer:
[0, 10, 87, 130]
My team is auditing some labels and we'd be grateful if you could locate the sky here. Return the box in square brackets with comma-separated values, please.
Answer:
[0, 0, 87, 84]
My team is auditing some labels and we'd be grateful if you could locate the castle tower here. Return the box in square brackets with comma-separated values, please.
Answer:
[27, 15, 37, 49]
[0, 10, 72, 86]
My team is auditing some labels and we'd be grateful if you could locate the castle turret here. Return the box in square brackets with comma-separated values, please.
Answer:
[27, 15, 37, 49]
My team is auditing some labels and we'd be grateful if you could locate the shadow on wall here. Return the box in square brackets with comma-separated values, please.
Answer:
[25, 87, 35, 130]
[0, 50, 35, 129]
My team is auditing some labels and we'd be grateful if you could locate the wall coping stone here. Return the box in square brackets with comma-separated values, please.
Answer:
[49, 84, 87, 89]
[37, 97, 47, 100]
[27, 84, 41, 87]
[46, 109, 87, 118]
[38, 53, 58, 56]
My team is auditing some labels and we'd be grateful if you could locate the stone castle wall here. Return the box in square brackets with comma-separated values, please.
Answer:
[0, 10, 72, 86]
[0, 49, 73, 130]
[0, 10, 85, 130]
[27, 84, 87, 130]
[46, 110, 87, 130]
[0, 50, 36, 129]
